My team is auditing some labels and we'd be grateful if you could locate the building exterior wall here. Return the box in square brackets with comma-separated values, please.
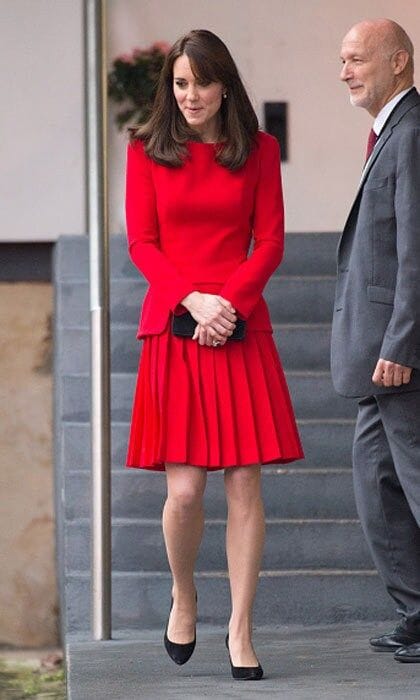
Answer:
[2, 0, 419, 243]
[0, 0, 85, 242]
[107, 0, 420, 234]
[0, 283, 57, 646]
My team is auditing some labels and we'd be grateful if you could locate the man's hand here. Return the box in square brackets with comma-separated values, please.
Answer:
[372, 359, 413, 387]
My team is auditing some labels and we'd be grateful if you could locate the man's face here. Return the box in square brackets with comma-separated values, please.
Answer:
[340, 27, 397, 116]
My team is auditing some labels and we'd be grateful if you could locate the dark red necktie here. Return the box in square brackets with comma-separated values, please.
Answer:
[365, 128, 378, 161]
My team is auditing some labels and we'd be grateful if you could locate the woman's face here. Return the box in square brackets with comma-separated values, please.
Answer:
[173, 54, 224, 141]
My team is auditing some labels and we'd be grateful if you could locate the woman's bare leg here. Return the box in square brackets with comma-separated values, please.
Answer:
[224, 465, 265, 666]
[163, 463, 207, 643]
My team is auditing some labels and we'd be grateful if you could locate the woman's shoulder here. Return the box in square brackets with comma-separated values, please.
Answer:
[255, 130, 280, 153]
[128, 135, 147, 153]
[127, 136, 154, 167]
[251, 131, 281, 169]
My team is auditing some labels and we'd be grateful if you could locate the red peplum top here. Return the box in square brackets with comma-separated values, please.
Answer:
[125, 130, 284, 338]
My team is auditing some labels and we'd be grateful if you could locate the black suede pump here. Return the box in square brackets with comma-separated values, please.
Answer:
[163, 597, 196, 665]
[225, 634, 263, 680]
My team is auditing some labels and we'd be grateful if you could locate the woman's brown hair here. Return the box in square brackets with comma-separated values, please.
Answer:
[130, 29, 259, 170]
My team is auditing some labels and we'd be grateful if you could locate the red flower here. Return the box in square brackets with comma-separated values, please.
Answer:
[151, 41, 170, 54]
[115, 52, 134, 64]
[132, 48, 147, 60]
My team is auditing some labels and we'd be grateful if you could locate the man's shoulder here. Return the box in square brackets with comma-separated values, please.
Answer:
[402, 98, 420, 119]
[394, 110, 420, 141]
[393, 89, 420, 127]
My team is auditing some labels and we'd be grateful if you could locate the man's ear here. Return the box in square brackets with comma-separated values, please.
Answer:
[392, 49, 409, 75]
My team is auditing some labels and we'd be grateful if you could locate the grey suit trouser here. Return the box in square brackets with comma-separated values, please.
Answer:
[353, 391, 420, 633]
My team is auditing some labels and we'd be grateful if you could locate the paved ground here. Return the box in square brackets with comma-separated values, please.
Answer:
[67, 621, 419, 699]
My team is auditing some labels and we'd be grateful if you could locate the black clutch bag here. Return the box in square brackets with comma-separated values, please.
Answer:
[171, 312, 246, 341]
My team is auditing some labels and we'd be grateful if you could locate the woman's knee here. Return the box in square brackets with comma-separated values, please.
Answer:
[166, 466, 206, 512]
[225, 466, 261, 508]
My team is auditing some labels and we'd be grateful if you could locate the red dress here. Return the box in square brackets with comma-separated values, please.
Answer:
[125, 132, 303, 470]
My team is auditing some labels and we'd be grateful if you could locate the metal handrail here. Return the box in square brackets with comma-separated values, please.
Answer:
[85, 0, 112, 640]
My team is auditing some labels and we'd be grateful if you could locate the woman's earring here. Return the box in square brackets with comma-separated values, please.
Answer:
[223, 92, 227, 99]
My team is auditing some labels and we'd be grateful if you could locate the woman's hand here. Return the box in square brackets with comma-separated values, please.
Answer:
[193, 323, 230, 346]
[182, 292, 237, 345]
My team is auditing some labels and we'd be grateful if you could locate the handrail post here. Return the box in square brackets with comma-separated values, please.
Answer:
[85, 0, 111, 640]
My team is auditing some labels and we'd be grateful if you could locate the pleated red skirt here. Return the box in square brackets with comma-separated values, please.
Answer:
[126, 328, 304, 471]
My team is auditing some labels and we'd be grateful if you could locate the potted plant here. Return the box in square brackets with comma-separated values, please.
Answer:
[108, 41, 170, 129]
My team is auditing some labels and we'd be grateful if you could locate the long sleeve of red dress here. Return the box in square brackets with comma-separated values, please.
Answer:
[125, 142, 196, 312]
[219, 136, 284, 318]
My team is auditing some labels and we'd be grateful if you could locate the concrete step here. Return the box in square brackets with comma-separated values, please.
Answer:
[265, 276, 336, 323]
[295, 420, 355, 468]
[56, 276, 337, 329]
[66, 518, 372, 572]
[61, 419, 355, 471]
[287, 372, 357, 420]
[56, 278, 146, 329]
[65, 569, 394, 631]
[58, 326, 141, 375]
[58, 323, 332, 374]
[60, 371, 357, 423]
[65, 469, 356, 521]
[55, 233, 340, 281]
[277, 324, 331, 371]
[280, 232, 339, 276]
[54, 234, 135, 281]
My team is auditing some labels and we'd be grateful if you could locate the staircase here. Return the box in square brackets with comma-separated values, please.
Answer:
[54, 233, 394, 637]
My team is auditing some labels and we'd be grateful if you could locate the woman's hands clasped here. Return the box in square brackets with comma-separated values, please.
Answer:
[182, 292, 237, 346]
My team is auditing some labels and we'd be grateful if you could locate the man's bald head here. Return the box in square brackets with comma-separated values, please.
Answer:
[345, 19, 414, 74]
[340, 19, 414, 116]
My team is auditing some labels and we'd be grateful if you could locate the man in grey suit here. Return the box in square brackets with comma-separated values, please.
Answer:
[332, 18, 420, 663]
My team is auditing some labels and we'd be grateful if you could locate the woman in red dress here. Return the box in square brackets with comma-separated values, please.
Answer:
[126, 29, 303, 680]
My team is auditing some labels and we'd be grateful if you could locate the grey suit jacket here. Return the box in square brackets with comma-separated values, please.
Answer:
[331, 88, 420, 398]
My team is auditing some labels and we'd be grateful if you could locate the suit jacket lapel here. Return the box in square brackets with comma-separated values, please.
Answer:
[337, 89, 420, 262]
